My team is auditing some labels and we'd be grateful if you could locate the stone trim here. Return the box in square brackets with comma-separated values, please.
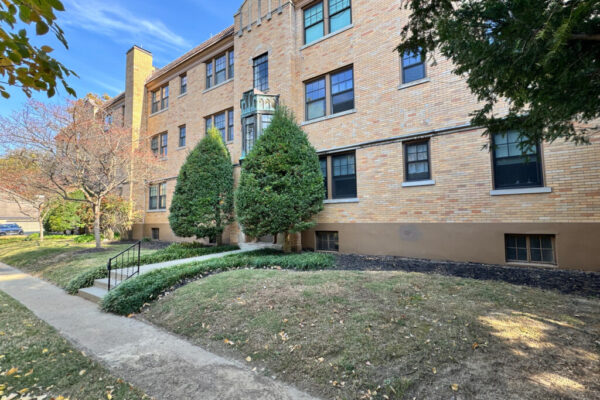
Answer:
[202, 78, 234, 94]
[402, 179, 436, 187]
[324, 198, 359, 204]
[490, 187, 552, 196]
[398, 78, 431, 90]
[301, 109, 357, 126]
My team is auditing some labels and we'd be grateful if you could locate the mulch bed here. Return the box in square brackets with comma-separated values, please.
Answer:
[335, 254, 600, 298]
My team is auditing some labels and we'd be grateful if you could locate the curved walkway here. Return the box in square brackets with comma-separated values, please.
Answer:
[0, 261, 317, 400]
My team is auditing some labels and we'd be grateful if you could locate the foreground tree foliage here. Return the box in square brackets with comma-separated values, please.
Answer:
[0, 0, 76, 99]
[397, 0, 600, 147]
[236, 107, 324, 253]
[44, 190, 84, 233]
[169, 127, 234, 245]
[0, 97, 158, 248]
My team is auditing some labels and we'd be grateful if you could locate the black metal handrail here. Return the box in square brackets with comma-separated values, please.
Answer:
[107, 241, 141, 291]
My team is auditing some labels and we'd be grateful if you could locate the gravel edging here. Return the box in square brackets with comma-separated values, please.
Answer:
[335, 254, 600, 298]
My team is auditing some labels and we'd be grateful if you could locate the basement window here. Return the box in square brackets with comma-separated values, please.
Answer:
[316, 231, 339, 252]
[505, 234, 555, 265]
[151, 228, 160, 240]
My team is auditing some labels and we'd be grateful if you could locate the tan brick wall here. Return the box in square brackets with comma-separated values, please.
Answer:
[113, 0, 599, 268]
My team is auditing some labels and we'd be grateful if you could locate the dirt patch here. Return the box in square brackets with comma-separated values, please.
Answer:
[335, 254, 600, 298]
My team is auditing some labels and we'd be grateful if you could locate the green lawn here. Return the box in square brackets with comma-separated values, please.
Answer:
[142, 269, 600, 400]
[0, 237, 158, 288]
[0, 290, 148, 399]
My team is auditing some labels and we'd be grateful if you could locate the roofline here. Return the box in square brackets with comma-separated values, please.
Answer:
[127, 45, 152, 56]
[146, 26, 234, 85]
[103, 92, 126, 108]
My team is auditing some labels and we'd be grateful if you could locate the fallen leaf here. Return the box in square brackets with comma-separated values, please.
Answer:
[317, 357, 324, 363]
[42, 349, 48, 354]
[432, 367, 437, 374]
[451, 384, 459, 391]
[79, 369, 86, 376]
[245, 356, 252, 362]
[18, 388, 29, 394]
[6, 367, 18, 376]
[472, 342, 479, 350]
[127, 314, 135, 318]
[106, 392, 112, 399]
[24, 369, 34, 376]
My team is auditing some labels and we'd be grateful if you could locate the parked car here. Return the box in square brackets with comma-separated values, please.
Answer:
[0, 224, 24, 236]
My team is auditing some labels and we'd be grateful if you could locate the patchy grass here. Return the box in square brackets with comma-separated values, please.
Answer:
[0, 237, 157, 288]
[142, 269, 600, 400]
[0, 290, 148, 399]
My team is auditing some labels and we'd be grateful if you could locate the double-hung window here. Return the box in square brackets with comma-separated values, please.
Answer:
[402, 50, 426, 83]
[179, 125, 186, 147]
[404, 141, 430, 181]
[214, 112, 226, 142]
[304, 2, 324, 44]
[206, 61, 213, 89]
[215, 54, 227, 85]
[228, 50, 234, 79]
[180, 74, 187, 94]
[305, 66, 354, 121]
[227, 110, 234, 142]
[159, 132, 168, 157]
[253, 53, 269, 92]
[329, 0, 351, 33]
[332, 153, 357, 199]
[305, 77, 326, 120]
[150, 136, 159, 155]
[320, 157, 328, 198]
[330, 68, 354, 114]
[151, 90, 160, 113]
[161, 86, 169, 109]
[149, 183, 167, 211]
[492, 131, 543, 189]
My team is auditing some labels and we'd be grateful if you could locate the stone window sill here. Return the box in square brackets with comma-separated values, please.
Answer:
[176, 146, 187, 151]
[398, 78, 431, 90]
[324, 198, 359, 204]
[147, 209, 166, 213]
[490, 187, 552, 196]
[301, 109, 356, 126]
[150, 108, 168, 117]
[177, 92, 188, 98]
[300, 24, 354, 51]
[202, 78, 233, 94]
[507, 262, 557, 269]
[402, 179, 435, 187]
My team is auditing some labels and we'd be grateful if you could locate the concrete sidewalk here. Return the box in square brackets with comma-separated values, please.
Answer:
[0, 262, 317, 400]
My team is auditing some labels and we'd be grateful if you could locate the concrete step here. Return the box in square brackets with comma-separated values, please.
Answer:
[77, 286, 108, 304]
[94, 278, 122, 290]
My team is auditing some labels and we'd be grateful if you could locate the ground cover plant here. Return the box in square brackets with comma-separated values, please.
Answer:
[101, 250, 335, 315]
[0, 290, 148, 399]
[142, 268, 600, 400]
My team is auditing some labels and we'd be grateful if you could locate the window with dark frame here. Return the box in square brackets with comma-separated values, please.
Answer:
[505, 234, 555, 264]
[179, 125, 186, 147]
[228, 50, 235, 79]
[227, 110, 234, 142]
[329, 0, 351, 33]
[151, 228, 160, 240]
[316, 231, 339, 251]
[206, 61, 213, 89]
[159, 182, 167, 209]
[304, 2, 324, 44]
[205, 117, 212, 134]
[330, 68, 354, 114]
[305, 77, 326, 120]
[161, 86, 169, 109]
[320, 157, 328, 198]
[492, 131, 543, 189]
[401, 50, 426, 84]
[151, 90, 159, 113]
[180, 74, 187, 94]
[404, 141, 430, 182]
[215, 54, 227, 85]
[332, 153, 357, 199]
[159, 132, 168, 157]
[149, 185, 158, 210]
[214, 112, 226, 142]
[151, 136, 158, 155]
[253, 53, 269, 92]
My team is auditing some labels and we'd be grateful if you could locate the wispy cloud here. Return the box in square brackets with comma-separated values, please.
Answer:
[62, 0, 191, 52]
[87, 77, 123, 96]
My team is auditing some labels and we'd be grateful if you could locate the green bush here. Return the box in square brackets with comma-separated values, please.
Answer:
[65, 265, 106, 295]
[101, 250, 335, 315]
[65, 243, 239, 294]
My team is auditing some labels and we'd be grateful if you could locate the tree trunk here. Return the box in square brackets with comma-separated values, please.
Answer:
[283, 232, 300, 253]
[38, 218, 44, 243]
[93, 202, 102, 248]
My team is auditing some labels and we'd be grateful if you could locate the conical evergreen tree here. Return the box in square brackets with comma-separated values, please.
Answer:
[235, 106, 325, 252]
[169, 127, 234, 245]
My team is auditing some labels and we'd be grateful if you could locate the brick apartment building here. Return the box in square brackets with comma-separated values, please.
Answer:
[103, 0, 600, 271]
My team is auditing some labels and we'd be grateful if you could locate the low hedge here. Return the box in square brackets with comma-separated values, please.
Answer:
[65, 243, 239, 295]
[101, 250, 335, 315]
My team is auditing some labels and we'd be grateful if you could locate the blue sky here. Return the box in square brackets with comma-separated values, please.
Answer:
[0, 0, 241, 116]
